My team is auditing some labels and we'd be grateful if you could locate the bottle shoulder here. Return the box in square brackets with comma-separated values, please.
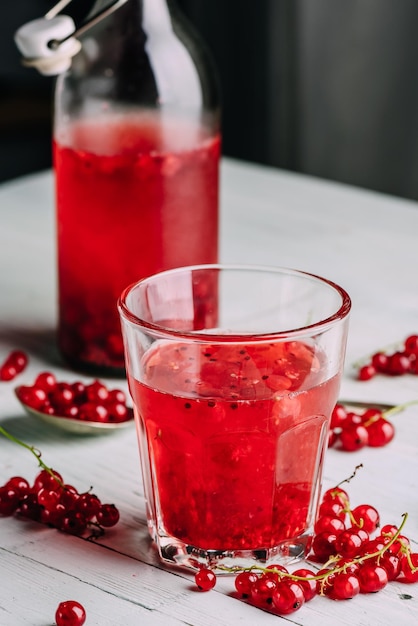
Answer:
[57, 0, 220, 112]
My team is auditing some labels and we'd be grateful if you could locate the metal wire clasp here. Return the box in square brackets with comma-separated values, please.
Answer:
[14, 0, 128, 74]
[45, 0, 128, 49]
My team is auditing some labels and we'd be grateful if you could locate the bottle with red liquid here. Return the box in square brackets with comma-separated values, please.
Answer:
[52, 0, 221, 374]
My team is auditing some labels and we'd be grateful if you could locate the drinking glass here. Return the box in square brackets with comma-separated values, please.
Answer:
[118, 264, 351, 571]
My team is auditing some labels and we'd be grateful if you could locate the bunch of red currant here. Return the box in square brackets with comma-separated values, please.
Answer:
[193, 483, 418, 616]
[357, 334, 418, 380]
[16, 372, 133, 424]
[329, 402, 398, 451]
[0, 467, 120, 537]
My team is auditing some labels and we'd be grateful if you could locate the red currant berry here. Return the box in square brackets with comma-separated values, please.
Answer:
[358, 364, 376, 381]
[50, 385, 75, 409]
[107, 388, 127, 404]
[234, 571, 258, 597]
[106, 401, 128, 422]
[339, 424, 369, 451]
[318, 499, 346, 521]
[330, 404, 347, 429]
[18, 493, 43, 521]
[34, 371, 57, 392]
[263, 564, 289, 582]
[343, 411, 364, 428]
[37, 488, 60, 510]
[311, 531, 338, 562]
[371, 352, 390, 372]
[96, 503, 120, 527]
[33, 469, 63, 492]
[250, 575, 277, 604]
[76, 493, 101, 519]
[351, 504, 380, 533]
[321, 486, 350, 507]
[329, 572, 360, 600]
[388, 534, 410, 555]
[41, 502, 66, 528]
[291, 568, 317, 601]
[55, 600, 86, 626]
[17, 385, 48, 410]
[374, 552, 401, 581]
[314, 515, 346, 535]
[5, 476, 30, 497]
[60, 511, 88, 536]
[0, 364, 18, 381]
[0, 486, 21, 515]
[86, 380, 110, 403]
[71, 381, 87, 401]
[272, 581, 305, 615]
[365, 418, 395, 447]
[404, 334, 418, 354]
[362, 536, 390, 556]
[388, 352, 410, 375]
[356, 528, 370, 543]
[400, 553, 418, 583]
[335, 529, 364, 558]
[0, 350, 28, 380]
[380, 524, 398, 538]
[63, 404, 80, 418]
[78, 402, 108, 422]
[361, 407, 383, 423]
[59, 485, 79, 508]
[194, 567, 216, 591]
[358, 563, 388, 592]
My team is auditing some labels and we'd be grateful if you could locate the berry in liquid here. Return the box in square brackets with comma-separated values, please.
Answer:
[54, 113, 220, 372]
[130, 340, 340, 551]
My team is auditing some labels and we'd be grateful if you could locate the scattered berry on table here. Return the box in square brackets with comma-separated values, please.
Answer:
[55, 600, 86, 626]
[0, 350, 28, 381]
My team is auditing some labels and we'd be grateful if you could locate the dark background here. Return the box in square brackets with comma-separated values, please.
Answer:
[1, 0, 418, 200]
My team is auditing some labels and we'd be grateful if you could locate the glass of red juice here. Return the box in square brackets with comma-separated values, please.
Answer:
[118, 264, 351, 571]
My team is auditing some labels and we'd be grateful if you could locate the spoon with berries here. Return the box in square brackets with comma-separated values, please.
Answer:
[15, 372, 134, 435]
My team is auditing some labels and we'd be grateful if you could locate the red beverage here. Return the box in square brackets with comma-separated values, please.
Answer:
[129, 339, 340, 554]
[54, 113, 220, 372]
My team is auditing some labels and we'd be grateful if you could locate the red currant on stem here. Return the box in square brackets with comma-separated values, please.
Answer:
[356, 334, 418, 380]
[329, 399, 418, 452]
[0, 425, 120, 538]
[235, 570, 258, 597]
[272, 580, 305, 615]
[194, 567, 217, 591]
[400, 553, 418, 583]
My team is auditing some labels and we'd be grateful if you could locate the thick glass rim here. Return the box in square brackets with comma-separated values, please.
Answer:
[118, 264, 351, 342]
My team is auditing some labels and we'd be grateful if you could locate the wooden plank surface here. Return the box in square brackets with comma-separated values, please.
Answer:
[1, 162, 418, 625]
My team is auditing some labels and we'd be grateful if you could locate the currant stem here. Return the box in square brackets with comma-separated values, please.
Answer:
[219, 514, 411, 587]
[336, 464, 363, 489]
[0, 425, 62, 487]
[352, 340, 403, 369]
[383, 400, 418, 420]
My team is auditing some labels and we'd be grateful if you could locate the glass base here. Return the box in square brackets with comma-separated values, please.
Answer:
[155, 532, 313, 573]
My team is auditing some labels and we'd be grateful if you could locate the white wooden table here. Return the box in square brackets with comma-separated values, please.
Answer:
[1, 160, 418, 625]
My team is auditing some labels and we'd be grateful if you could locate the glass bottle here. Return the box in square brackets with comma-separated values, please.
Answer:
[53, 0, 221, 374]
